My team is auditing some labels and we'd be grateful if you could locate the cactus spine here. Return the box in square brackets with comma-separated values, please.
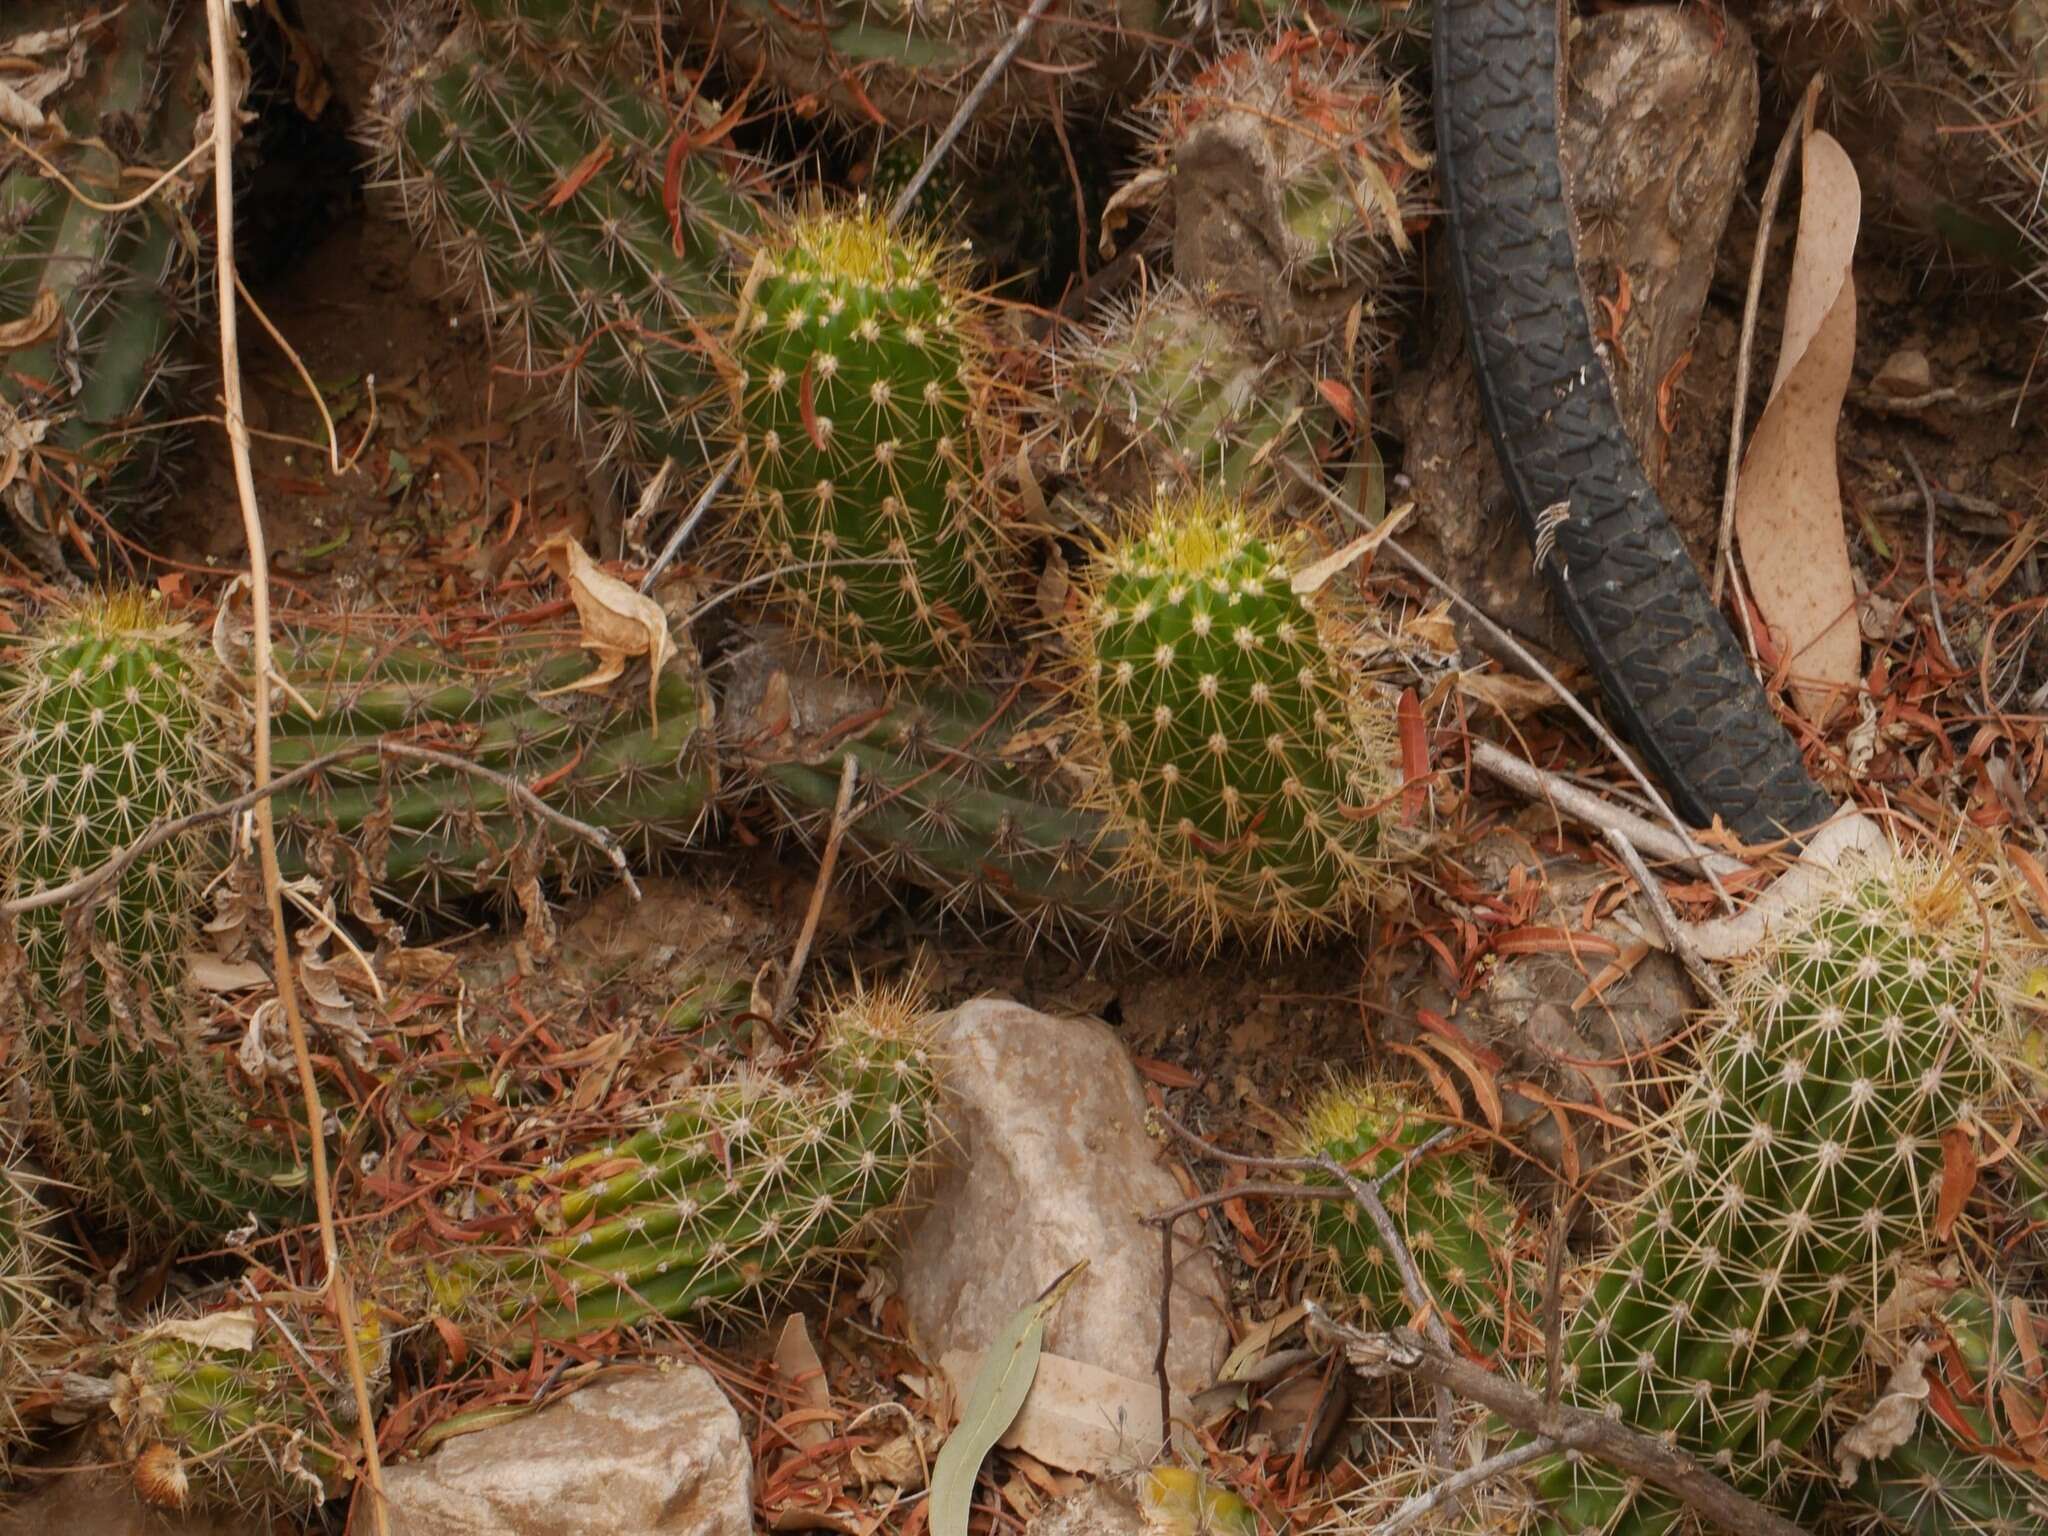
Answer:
[0, 1135, 65, 1472]
[267, 620, 714, 909]
[1062, 281, 1337, 507]
[0, 2, 196, 545]
[115, 1301, 385, 1516]
[1065, 490, 1399, 951]
[1527, 856, 2016, 1536]
[1292, 1080, 1533, 1362]
[370, 0, 761, 489]
[0, 596, 306, 1240]
[732, 205, 1014, 673]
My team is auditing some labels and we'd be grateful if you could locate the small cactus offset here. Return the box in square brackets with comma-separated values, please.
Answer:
[1061, 281, 1338, 508]
[1064, 489, 1400, 951]
[1527, 855, 2019, 1536]
[114, 1300, 385, 1516]
[369, 0, 762, 490]
[1840, 1429, 2048, 1536]
[729, 636, 1139, 950]
[1140, 27, 1427, 354]
[731, 205, 1015, 672]
[0, 1, 198, 547]
[441, 974, 940, 1343]
[0, 596, 306, 1240]
[267, 619, 715, 910]
[685, 1, 1143, 142]
[1292, 1080, 1535, 1362]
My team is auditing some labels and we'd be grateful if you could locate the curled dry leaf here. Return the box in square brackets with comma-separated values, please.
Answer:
[533, 534, 678, 728]
[1836, 1340, 1933, 1484]
[1734, 128, 1862, 725]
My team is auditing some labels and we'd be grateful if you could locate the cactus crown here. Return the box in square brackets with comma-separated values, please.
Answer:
[1066, 489, 1398, 951]
[0, 596, 305, 1238]
[733, 203, 1013, 673]
[1292, 1078, 1533, 1362]
[1531, 853, 2019, 1535]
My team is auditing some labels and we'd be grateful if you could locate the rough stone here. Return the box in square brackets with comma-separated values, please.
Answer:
[1393, 5, 1758, 653]
[895, 999, 1231, 1408]
[1025, 1483, 1149, 1536]
[382, 1366, 751, 1536]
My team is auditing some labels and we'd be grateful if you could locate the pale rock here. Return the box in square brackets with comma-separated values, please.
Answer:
[896, 1000, 1230, 1415]
[383, 1366, 750, 1536]
[1025, 1483, 1150, 1536]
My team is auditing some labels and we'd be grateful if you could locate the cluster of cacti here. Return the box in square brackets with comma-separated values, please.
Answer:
[1064, 489, 1400, 951]
[730, 204, 1014, 673]
[1291, 1079, 1535, 1362]
[412, 974, 939, 1345]
[0, 595, 308, 1241]
[1523, 855, 2015, 1536]
[683, 1, 1154, 141]
[0, 1, 199, 550]
[0, 1134, 64, 1473]
[1139, 27, 1426, 354]
[1059, 280, 1337, 506]
[266, 619, 715, 908]
[113, 1300, 384, 1516]
[728, 635, 1136, 949]
[369, 0, 763, 489]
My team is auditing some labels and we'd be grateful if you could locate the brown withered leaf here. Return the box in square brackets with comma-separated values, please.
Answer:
[534, 534, 678, 728]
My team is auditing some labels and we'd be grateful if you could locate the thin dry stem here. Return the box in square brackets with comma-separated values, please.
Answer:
[202, 4, 389, 1529]
[775, 752, 859, 1024]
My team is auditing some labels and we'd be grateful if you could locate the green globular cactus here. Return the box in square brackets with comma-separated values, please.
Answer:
[1064, 489, 1399, 952]
[1526, 855, 2019, 1536]
[684, 1, 1147, 142]
[0, 2, 198, 550]
[731, 205, 1014, 673]
[266, 619, 714, 910]
[369, 0, 762, 491]
[114, 1301, 385, 1516]
[1141, 28, 1427, 355]
[424, 975, 940, 1345]
[0, 596, 307, 1241]
[1291, 1080, 1535, 1363]
[1061, 281, 1336, 509]
[727, 635, 1141, 952]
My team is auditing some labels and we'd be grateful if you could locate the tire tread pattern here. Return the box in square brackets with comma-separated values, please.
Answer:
[1432, 0, 1834, 841]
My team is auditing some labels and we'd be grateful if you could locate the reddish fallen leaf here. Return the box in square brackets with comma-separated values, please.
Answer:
[543, 135, 615, 209]
[1936, 1126, 1978, 1241]
[1133, 1056, 1202, 1089]
[1397, 688, 1428, 824]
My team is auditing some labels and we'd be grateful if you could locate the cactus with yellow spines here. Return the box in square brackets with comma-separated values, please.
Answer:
[1063, 489, 1400, 951]
[1291, 1079, 1536, 1362]
[1522, 855, 2020, 1536]
[0, 595, 308, 1241]
[369, 0, 763, 492]
[731, 205, 1015, 673]
[1062, 282, 1337, 508]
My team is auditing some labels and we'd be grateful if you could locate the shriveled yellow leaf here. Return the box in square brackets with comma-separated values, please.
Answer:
[1735, 128, 1862, 725]
[533, 534, 677, 730]
[1289, 502, 1411, 597]
[0, 287, 60, 353]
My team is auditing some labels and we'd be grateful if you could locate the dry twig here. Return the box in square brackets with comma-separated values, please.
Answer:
[202, 5, 386, 1521]
[774, 753, 859, 1024]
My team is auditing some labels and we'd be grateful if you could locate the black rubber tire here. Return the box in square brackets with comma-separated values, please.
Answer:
[1432, 0, 1834, 842]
